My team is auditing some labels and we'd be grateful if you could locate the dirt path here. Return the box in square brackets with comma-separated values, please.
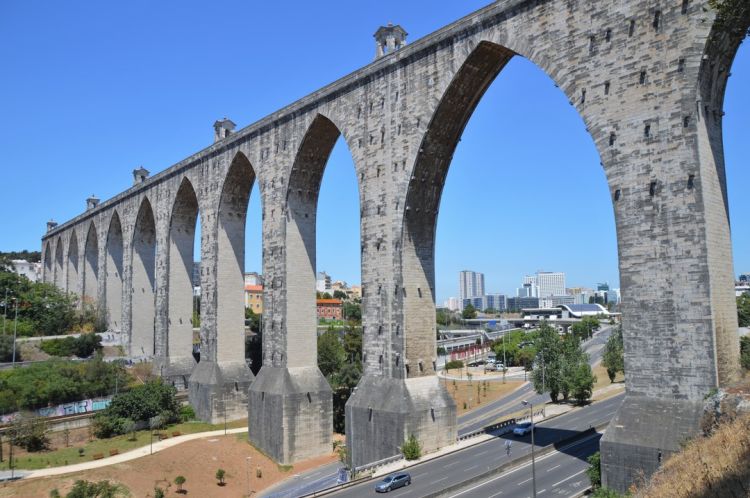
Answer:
[1, 430, 338, 498]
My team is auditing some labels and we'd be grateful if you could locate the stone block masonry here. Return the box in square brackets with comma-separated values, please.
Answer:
[41, 0, 747, 485]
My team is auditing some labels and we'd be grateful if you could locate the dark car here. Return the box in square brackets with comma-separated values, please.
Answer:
[375, 473, 411, 492]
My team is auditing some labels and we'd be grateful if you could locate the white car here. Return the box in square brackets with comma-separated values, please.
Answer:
[513, 421, 535, 436]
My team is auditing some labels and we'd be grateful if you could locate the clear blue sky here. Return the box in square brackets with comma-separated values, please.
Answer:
[1, 1, 747, 304]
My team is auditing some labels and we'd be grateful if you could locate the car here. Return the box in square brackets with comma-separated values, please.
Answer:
[513, 421, 535, 436]
[375, 473, 411, 493]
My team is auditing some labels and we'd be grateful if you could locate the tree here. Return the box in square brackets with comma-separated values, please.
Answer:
[174, 475, 186, 493]
[318, 331, 345, 379]
[436, 309, 450, 326]
[9, 412, 49, 452]
[333, 290, 347, 300]
[64, 480, 129, 498]
[154, 488, 165, 498]
[586, 451, 602, 489]
[738, 294, 750, 327]
[215, 468, 226, 486]
[0, 335, 19, 363]
[740, 336, 750, 370]
[94, 379, 180, 438]
[462, 303, 477, 319]
[569, 362, 596, 404]
[602, 326, 625, 382]
[401, 434, 421, 460]
[343, 301, 361, 322]
[321, 292, 333, 300]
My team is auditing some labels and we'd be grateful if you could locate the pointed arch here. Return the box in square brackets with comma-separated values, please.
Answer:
[67, 229, 79, 294]
[105, 211, 124, 331]
[43, 240, 53, 283]
[54, 236, 64, 288]
[399, 41, 514, 378]
[167, 177, 200, 365]
[212, 151, 257, 364]
[83, 222, 99, 304]
[131, 198, 157, 357]
[284, 113, 343, 367]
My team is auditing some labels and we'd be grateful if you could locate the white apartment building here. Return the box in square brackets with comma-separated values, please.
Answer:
[459, 270, 485, 300]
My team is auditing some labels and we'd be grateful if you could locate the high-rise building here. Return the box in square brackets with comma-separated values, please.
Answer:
[459, 270, 485, 300]
[316, 271, 332, 293]
[536, 271, 566, 298]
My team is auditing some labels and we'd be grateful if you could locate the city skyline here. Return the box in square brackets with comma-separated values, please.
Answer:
[1, 1, 748, 309]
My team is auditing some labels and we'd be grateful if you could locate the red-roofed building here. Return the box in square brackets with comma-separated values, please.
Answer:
[317, 299, 342, 320]
[245, 285, 263, 313]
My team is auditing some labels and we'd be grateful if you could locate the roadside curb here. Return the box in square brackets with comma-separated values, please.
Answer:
[298, 419, 608, 497]
[425, 422, 609, 498]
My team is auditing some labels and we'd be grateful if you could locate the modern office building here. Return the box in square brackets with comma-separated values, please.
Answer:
[507, 296, 539, 311]
[537, 271, 566, 298]
[459, 270, 485, 300]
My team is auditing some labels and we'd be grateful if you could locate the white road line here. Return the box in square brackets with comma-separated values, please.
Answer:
[517, 477, 533, 485]
[488, 491, 504, 497]
[538, 489, 547, 494]
[435, 476, 449, 484]
[551, 469, 587, 488]
[475, 449, 492, 457]
[447, 432, 601, 498]
[546, 465, 561, 472]
[466, 464, 479, 471]
[443, 460, 461, 469]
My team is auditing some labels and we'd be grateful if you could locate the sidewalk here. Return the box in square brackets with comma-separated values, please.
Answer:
[16, 427, 248, 479]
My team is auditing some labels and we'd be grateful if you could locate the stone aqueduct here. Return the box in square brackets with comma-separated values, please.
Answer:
[41, 0, 748, 490]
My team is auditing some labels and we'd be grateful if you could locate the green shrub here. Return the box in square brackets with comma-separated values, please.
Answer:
[41, 334, 102, 358]
[64, 480, 129, 498]
[179, 405, 196, 422]
[444, 360, 464, 371]
[0, 335, 21, 362]
[401, 434, 421, 460]
[0, 358, 128, 414]
[94, 380, 180, 438]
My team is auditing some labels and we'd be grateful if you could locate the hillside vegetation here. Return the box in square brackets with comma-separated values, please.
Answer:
[633, 412, 750, 497]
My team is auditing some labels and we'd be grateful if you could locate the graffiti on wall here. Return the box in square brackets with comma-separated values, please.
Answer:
[0, 396, 112, 424]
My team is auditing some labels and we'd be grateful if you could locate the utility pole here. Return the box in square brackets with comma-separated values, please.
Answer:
[522, 400, 537, 498]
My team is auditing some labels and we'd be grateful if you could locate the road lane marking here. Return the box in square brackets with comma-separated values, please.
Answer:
[538, 489, 546, 494]
[551, 469, 587, 488]
[443, 460, 461, 469]
[466, 464, 480, 471]
[435, 476, 449, 484]
[546, 465, 560, 472]
[488, 491, 504, 497]
[517, 477, 533, 485]
[447, 432, 601, 498]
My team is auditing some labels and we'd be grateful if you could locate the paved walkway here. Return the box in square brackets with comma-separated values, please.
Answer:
[13, 427, 248, 479]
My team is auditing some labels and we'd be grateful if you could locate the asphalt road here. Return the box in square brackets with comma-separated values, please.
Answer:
[262, 325, 615, 498]
[326, 393, 623, 497]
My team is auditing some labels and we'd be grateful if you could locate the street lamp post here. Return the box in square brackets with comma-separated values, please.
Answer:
[246, 456, 252, 496]
[2, 288, 8, 335]
[522, 400, 537, 498]
[12, 297, 19, 365]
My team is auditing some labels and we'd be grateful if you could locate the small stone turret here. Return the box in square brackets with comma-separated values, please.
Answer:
[86, 195, 100, 210]
[374, 23, 407, 59]
[133, 166, 150, 185]
[46, 220, 58, 232]
[213, 118, 236, 143]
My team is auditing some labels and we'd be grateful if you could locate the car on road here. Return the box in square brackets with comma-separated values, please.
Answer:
[513, 421, 535, 436]
[375, 473, 411, 492]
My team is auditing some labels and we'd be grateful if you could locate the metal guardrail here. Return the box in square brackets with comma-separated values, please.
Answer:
[352, 453, 403, 476]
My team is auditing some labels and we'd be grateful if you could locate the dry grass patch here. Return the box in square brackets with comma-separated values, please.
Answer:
[443, 378, 523, 417]
[632, 413, 750, 498]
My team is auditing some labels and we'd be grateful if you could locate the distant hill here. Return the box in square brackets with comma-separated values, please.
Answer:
[0, 250, 41, 263]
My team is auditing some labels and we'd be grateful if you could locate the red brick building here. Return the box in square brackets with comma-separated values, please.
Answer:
[316, 299, 342, 320]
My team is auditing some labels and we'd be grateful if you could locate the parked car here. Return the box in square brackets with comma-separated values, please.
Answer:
[513, 421, 535, 436]
[375, 473, 411, 492]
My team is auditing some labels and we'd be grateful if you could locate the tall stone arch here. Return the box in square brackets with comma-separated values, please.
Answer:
[66, 229, 79, 296]
[43, 241, 53, 284]
[54, 236, 64, 289]
[249, 113, 359, 464]
[130, 198, 157, 358]
[188, 152, 256, 423]
[159, 177, 200, 385]
[83, 221, 99, 304]
[105, 211, 124, 332]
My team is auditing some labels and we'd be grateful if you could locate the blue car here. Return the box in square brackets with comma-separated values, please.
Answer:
[375, 473, 411, 492]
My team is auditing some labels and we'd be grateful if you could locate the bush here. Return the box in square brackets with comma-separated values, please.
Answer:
[0, 335, 20, 362]
[0, 357, 127, 414]
[179, 405, 196, 422]
[41, 334, 102, 358]
[587, 451, 601, 489]
[10, 413, 49, 452]
[216, 468, 226, 485]
[64, 480, 129, 498]
[445, 360, 464, 371]
[94, 380, 180, 438]
[401, 434, 421, 460]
